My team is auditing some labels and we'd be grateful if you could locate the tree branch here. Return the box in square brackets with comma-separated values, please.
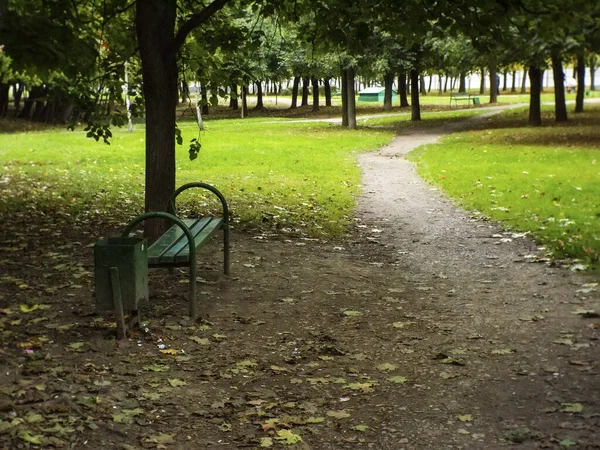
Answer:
[172, 0, 233, 53]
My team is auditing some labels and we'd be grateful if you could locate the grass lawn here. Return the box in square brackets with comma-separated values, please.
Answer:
[0, 119, 394, 236]
[407, 104, 600, 269]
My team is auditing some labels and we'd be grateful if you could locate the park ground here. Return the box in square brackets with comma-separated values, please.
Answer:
[0, 107, 599, 449]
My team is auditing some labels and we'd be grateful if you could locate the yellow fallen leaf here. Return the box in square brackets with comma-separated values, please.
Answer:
[159, 349, 179, 355]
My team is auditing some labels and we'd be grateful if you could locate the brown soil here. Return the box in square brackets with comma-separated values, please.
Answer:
[1, 115, 599, 450]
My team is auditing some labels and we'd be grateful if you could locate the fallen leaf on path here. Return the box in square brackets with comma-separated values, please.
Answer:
[327, 410, 351, 419]
[457, 414, 473, 422]
[275, 429, 302, 444]
[377, 363, 397, 372]
[560, 403, 583, 413]
[388, 376, 408, 384]
[352, 425, 369, 432]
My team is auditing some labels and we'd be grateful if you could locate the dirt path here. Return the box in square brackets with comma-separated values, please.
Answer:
[352, 115, 600, 448]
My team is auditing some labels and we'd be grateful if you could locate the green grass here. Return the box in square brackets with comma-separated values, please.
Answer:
[0, 118, 394, 236]
[407, 104, 600, 269]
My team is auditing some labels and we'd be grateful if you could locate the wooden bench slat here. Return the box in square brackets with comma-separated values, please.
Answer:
[147, 217, 223, 265]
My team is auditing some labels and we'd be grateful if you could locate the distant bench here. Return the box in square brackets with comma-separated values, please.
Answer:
[450, 92, 480, 107]
[122, 182, 229, 320]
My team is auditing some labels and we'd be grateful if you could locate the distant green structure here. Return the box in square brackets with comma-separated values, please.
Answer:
[358, 87, 395, 102]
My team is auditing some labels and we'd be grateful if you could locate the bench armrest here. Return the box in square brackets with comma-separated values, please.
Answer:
[167, 182, 229, 224]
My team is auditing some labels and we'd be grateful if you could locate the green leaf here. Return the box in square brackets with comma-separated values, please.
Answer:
[327, 410, 351, 419]
[352, 424, 369, 432]
[457, 414, 473, 422]
[343, 310, 361, 317]
[388, 376, 408, 384]
[275, 429, 302, 444]
[560, 403, 583, 413]
[168, 378, 187, 387]
[68, 342, 85, 349]
[260, 437, 273, 447]
[306, 417, 325, 423]
[377, 363, 397, 372]
[189, 336, 210, 345]
[19, 431, 43, 444]
[343, 382, 374, 392]
[559, 439, 578, 447]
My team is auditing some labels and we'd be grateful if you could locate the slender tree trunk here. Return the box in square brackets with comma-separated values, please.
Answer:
[489, 67, 498, 103]
[398, 71, 409, 107]
[254, 81, 264, 110]
[479, 68, 486, 94]
[301, 77, 309, 106]
[290, 76, 299, 109]
[589, 56, 596, 90]
[311, 77, 319, 112]
[0, 83, 8, 116]
[324, 78, 332, 107]
[241, 84, 248, 118]
[383, 72, 394, 110]
[521, 69, 528, 93]
[136, 0, 178, 241]
[575, 53, 585, 113]
[427, 75, 433, 93]
[528, 64, 542, 126]
[551, 52, 568, 122]
[459, 73, 466, 92]
[410, 68, 421, 121]
[419, 74, 426, 95]
[438, 75, 443, 95]
[346, 67, 357, 129]
[200, 89, 209, 116]
[341, 68, 348, 127]
[502, 71, 508, 91]
[443, 76, 448, 93]
[230, 82, 238, 109]
[511, 70, 517, 92]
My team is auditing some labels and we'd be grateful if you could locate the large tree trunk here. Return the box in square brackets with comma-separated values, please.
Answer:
[551, 52, 568, 122]
[398, 71, 409, 107]
[575, 53, 585, 113]
[410, 68, 420, 121]
[458, 73, 466, 92]
[290, 76, 299, 109]
[489, 66, 498, 103]
[341, 68, 348, 127]
[528, 64, 542, 126]
[346, 67, 357, 129]
[254, 81, 264, 110]
[136, 0, 178, 241]
[383, 71, 394, 111]
[324, 78, 332, 107]
[301, 77, 309, 106]
[311, 77, 319, 112]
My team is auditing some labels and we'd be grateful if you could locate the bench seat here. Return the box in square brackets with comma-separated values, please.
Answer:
[148, 217, 224, 266]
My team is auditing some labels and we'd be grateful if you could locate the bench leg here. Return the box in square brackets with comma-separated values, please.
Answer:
[110, 267, 127, 340]
[224, 226, 230, 275]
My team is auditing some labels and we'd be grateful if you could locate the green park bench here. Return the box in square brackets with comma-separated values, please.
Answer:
[450, 92, 480, 107]
[96, 182, 229, 335]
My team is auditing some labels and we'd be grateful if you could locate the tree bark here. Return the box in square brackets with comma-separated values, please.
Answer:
[254, 81, 264, 110]
[551, 52, 568, 122]
[290, 76, 299, 109]
[528, 64, 542, 126]
[136, 0, 178, 242]
[341, 68, 348, 127]
[301, 77, 309, 106]
[511, 70, 517, 92]
[419, 74, 426, 95]
[241, 84, 248, 118]
[0, 83, 8, 116]
[383, 72, 394, 111]
[459, 73, 466, 92]
[398, 71, 409, 107]
[575, 53, 585, 113]
[479, 68, 486, 94]
[502, 71, 508, 91]
[311, 77, 319, 112]
[324, 78, 332, 107]
[489, 66, 498, 103]
[346, 67, 357, 129]
[201, 85, 209, 115]
[230, 82, 238, 109]
[410, 68, 421, 121]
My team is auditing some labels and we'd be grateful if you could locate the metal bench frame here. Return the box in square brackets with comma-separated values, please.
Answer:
[122, 182, 229, 320]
